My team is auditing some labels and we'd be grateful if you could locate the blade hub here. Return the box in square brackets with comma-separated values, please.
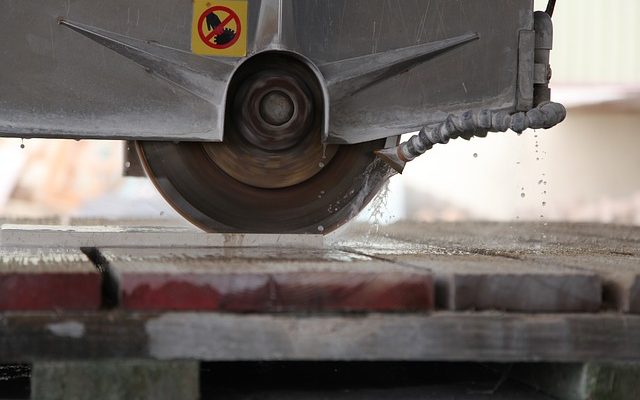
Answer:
[236, 74, 311, 152]
[259, 90, 295, 127]
[204, 52, 339, 190]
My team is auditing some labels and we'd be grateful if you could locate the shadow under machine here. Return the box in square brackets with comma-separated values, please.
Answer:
[0, 0, 565, 233]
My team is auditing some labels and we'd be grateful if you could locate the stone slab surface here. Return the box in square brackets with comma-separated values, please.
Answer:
[2, 313, 640, 362]
[31, 360, 198, 400]
[101, 247, 434, 312]
[0, 224, 324, 248]
[0, 248, 100, 310]
[334, 222, 640, 313]
[347, 222, 640, 257]
[333, 236, 602, 312]
[528, 254, 640, 313]
[0, 221, 637, 315]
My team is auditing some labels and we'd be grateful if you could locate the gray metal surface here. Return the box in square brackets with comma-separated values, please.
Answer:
[0, 0, 534, 143]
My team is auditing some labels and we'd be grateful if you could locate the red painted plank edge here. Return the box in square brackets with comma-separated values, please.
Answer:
[120, 272, 434, 312]
[0, 274, 101, 311]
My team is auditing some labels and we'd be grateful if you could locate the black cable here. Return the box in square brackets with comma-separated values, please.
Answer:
[546, 0, 557, 17]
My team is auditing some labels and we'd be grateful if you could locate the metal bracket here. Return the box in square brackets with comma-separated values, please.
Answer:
[516, 30, 536, 111]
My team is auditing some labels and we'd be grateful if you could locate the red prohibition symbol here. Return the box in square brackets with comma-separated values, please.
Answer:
[197, 6, 242, 50]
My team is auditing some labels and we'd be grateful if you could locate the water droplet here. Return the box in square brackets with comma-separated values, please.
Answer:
[473, 153, 478, 158]
[538, 180, 543, 185]
[160, 211, 165, 216]
[318, 162, 325, 168]
[317, 225, 325, 233]
[542, 202, 547, 207]
[20, 139, 25, 149]
[543, 191, 547, 195]
[516, 162, 521, 165]
[521, 193, 526, 198]
[124, 161, 131, 169]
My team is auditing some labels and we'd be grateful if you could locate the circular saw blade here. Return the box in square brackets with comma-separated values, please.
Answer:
[135, 51, 395, 234]
[135, 139, 392, 234]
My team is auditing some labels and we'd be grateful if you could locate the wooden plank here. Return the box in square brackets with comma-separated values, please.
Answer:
[630, 276, 640, 313]
[0, 224, 324, 248]
[101, 248, 434, 312]
[0, 248, 100, 311]
[1, 312, 640, 362]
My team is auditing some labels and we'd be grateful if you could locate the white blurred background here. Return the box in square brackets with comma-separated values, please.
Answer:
[0, 0, 638, 226]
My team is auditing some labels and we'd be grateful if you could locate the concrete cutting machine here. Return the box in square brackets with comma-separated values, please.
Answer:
[0, 0, 565, 234]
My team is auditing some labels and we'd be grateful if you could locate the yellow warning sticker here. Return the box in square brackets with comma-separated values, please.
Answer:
[191, 0, 248, 57]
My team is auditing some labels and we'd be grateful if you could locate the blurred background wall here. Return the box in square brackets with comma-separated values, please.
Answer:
[393, 0, 640, 225]
[0, 0, 638, 226]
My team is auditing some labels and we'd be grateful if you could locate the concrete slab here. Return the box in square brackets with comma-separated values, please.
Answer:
[31, 360, 198, 400]
[333, 223, 640, 313]
[0, 221, 634, 314]
[345, 221, 640, 258]
[369, 221, 640, 312]
[333, 235, 602, 312]
[0, 248, 100, 310]
[101, 247, 434, 312]
[526, 254, 640, 313]
[0, 224, 324, 249]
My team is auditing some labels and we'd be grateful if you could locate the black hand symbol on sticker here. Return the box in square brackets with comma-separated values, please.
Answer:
[206, 12, 236, 46]
[206, 12, 222, 31]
